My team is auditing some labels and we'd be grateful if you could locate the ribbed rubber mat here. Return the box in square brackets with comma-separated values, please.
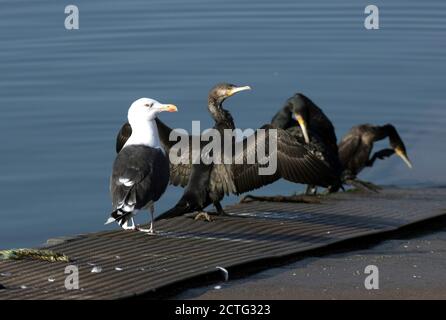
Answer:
[1, 188, 445, 299]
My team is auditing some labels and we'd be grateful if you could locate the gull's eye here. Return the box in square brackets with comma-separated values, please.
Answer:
[144, 103, 153, 108]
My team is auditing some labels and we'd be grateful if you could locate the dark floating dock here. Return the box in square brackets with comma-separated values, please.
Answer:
[1, 188, 446, 300]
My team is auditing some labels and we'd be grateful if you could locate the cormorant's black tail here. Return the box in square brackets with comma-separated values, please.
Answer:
[157, 164, 214, 221]
[155, 192, 205, 221]
[155, 188, 212, 221]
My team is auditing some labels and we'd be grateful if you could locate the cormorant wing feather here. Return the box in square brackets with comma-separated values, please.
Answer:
[231, 125, 338, 195]
[338, 131, 362, 169]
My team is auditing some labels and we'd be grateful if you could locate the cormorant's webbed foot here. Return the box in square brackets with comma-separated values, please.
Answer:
[194, 211, 214, 222]
[193, 202, 229, 221]
[239, 194, 321, 204]
[344, 178, 381, 193]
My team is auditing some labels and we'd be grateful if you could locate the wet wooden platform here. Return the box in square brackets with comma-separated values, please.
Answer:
[1, 188, 446, 300]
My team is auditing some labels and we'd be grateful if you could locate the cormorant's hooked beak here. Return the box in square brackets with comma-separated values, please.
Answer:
[228, 86, 251, 96]
[295, 113, 310, 144]
[395, 147, 413, 169]
[158, 104, 178, 113]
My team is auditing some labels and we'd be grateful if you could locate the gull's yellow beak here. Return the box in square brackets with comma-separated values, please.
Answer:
[160, 104, 178, 113]
[228, 85, 251, 96]
[395, 147, 413, 169]
[295, 113, 310, 144]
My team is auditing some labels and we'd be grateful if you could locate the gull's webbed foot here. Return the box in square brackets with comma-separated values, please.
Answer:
[136, 219, 156, 235]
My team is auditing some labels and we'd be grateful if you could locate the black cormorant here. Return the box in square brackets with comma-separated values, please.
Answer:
[272, 93, 339, 155]
[107, 98, 177, 234]
[151, 84, 341, 220]
[338, 123, 412, 178]
[269, 93, 342, 194]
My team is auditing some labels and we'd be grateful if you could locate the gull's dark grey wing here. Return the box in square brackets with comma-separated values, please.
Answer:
[116, 122, 132, 153]
[116, 119, 196, 188]
[110, 145, 169, 212]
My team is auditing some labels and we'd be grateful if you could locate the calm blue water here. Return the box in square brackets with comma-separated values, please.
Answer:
[1, 0, 445, 248]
